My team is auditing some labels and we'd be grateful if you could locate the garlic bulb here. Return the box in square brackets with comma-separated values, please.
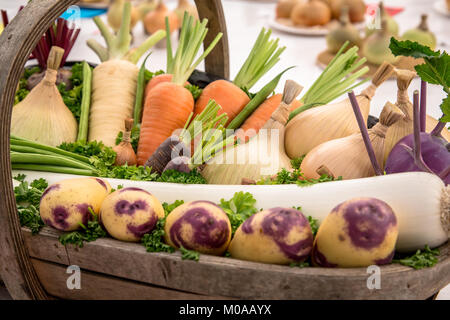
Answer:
[11, 46, 77, 146]
[285, 62, 395, 159]
[383, 69, 450, 162]
[201, 80, 303, 185]
[300, 101, 403, 180]
[113, 118, 137, 166]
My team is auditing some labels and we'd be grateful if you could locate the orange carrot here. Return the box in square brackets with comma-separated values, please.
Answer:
[237, 94, 302, 142]
[194, 80, 250, 125]
[137, 82, 194, 165]
[193, 28, 285, 126]
[144, 74, 189, 98]
[137, 13, 223, 166]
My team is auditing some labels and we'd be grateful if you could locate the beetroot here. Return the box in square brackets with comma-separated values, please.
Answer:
[385, 90, 449, 184]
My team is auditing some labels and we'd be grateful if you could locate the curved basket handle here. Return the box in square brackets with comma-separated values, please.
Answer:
[0, 0, 229, 300]
[194, 0, 230, 79]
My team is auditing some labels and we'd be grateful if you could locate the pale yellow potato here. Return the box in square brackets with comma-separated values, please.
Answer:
[100, 187, 164, 242]
[312, 197, 399, 268]
[164, 201, 231, 256]
[229, 208, 313, 265]
[40, 177, 111, 231]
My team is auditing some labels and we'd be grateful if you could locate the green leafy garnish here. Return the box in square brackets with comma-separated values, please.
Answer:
[185, 84, 203, 100]
[308, 216, 319, 236]
[115, 124, 141, 153]
[158, 169, 207, 184]
[389, 38, 450, 121]
[256, 157, 340, 186]
[141, 200, 184, 253]
[15, 66, 41, 105]
[144, 69, 165, 84]
[393, 245, 440, 270]
[180, 246, 200, 261]
[13, 174, 47, 234]
[220, 191, 259, 236]
[289, 261, 310, 268]
[58, 209, 106, 248]
[163, 200, 185, 216]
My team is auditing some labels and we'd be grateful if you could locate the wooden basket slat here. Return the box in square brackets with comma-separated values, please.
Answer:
[23, 228, 450, 300]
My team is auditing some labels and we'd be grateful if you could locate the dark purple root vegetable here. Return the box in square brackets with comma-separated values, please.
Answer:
[27, 68, 73, 90]
[385, 91, 450, 184]
[163, 156, 192, 173]
[145, 136, 190, 174]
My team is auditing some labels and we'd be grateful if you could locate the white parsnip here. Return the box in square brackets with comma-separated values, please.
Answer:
[87, 2, 165, 146]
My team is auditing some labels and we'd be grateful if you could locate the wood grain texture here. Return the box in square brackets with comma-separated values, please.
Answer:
[24, 227, 450, 300]
[0, 0, 229, 300]
[195, 0, 230, 79]
[0, 0, 79, 300]
[31, 259, 233, 300]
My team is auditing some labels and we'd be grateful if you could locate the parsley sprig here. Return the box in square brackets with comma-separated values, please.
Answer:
[141, 200, 184, 253]
[13, 174, 47, 234]
[58, 209, 106, 248]
[393, 245, 440, 270]
[220, 191, 259, 236]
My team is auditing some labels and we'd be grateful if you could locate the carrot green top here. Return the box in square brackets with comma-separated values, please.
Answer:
[166, 12, 223, 86]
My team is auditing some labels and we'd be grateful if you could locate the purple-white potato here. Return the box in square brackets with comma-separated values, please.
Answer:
[164, 201, 231, 255]
[312, 197, 399, 268]
[228, 208, 313, 265]
[100, 187, 164, 242]
[40, 177, 111, 231]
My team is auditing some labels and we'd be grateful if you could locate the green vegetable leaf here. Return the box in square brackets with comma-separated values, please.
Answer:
[388, 38, 439, 60]
[163, 200, 184, 216]
[289, 261, 310, 268]
[393, 245, 440, 270]
[180, 246, 200, 261]
[185, 84, 203, 101]
[157, 169, 207, 184]
[58, 209, 106, 248]
[144, 69, 164, 84]
[141, 200, 183, 254]
[389, 38, 450, 120]
[13, 174, 47, 234]
[440, 96, 450, 122]
[220, 191, 259, 236]
[307, 216, 319, 236]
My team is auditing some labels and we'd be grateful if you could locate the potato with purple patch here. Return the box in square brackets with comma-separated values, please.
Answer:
[164, 201, 231, 255]
[229, 208, 313, 265]
[40, 177, 111, 231]
[100, 187, 164, 242]
[312, 197, 399, 268]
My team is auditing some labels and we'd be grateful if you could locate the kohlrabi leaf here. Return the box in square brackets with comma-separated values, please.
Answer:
[389, 37, 450, 121]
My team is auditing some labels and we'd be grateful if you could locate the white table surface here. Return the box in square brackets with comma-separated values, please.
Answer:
[1, 0, 449, 300]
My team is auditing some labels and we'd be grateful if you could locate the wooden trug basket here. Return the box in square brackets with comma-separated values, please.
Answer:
[0, 0, 449, 300]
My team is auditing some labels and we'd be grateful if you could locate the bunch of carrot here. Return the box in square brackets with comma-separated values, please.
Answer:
[136, 13, 223, 165]
[194, 28, 286, 127]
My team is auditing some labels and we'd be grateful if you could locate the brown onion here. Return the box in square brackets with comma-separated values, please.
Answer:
[291, 0, 332, 26]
